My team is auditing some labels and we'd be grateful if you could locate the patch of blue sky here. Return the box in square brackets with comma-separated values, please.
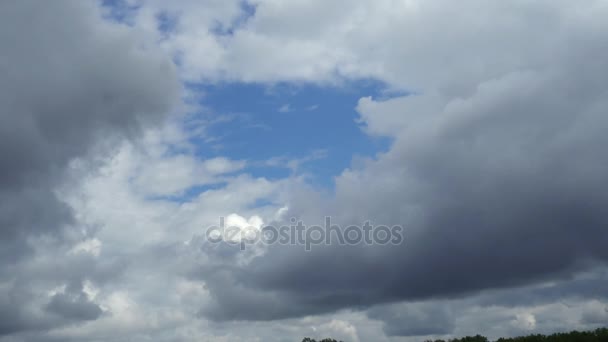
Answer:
[211, 1, 257, 36]
[248, 198, 276, 210]
[145, 182, 228, 203]
[186, 80, 398, 190]
[100, 0, 140, 25]
[156, 10, 179, 39]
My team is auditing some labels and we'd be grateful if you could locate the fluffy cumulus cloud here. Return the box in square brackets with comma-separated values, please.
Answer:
[3, 0, 608, 341]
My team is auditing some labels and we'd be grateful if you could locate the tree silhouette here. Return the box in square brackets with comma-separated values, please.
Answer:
[304, 327, 608, 342]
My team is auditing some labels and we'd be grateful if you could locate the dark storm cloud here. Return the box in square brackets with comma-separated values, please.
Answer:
[195, 3, 608, 321]
[0, 0, 176, 337]
[581, 306, 608, 325]
[473, 270, 608, 308]
[364, 270, 608, 338]
[0, 0, 176, 252]
[367, 302, 454, 337]
[46, 292, 102, 322]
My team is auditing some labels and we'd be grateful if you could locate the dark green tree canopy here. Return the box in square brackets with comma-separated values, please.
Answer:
[303, 327, 608, 342]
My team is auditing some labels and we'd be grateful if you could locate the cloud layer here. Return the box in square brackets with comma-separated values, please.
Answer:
[0, 0, 176, 338]
[184, 0, 608, 328]
[3, 1, 608, 341]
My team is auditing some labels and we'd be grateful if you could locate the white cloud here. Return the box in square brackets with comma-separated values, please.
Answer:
[121, 0, 608, 91]
[512, 313, 537, 331]
[278, 104, 292, 113]
[69, 238, 103, 257]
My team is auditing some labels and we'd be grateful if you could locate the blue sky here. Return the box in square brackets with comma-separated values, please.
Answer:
[187, 81, 392, 188]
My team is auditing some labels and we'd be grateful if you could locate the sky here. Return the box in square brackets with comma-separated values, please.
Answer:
[1, 1, 608, 341]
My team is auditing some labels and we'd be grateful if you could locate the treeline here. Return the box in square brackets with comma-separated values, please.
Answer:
[301, 327, 608, 342]
[426, 328, 608, 342]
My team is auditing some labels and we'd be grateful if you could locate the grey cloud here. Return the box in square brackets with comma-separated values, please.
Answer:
[46, 293, 102, 322]
[195, 1, 608, 323]
[44, 279, 104, 323]
[581, 304, 608, 325]
[0, 0, 176, 250]
[0, 0, 176, 337]
[474, 270, 608, 308]
[367, 302, 454, 337]
[0, 282, 64, 336]
[365, 270, 608, 339]
[5, 0, 608, 340]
